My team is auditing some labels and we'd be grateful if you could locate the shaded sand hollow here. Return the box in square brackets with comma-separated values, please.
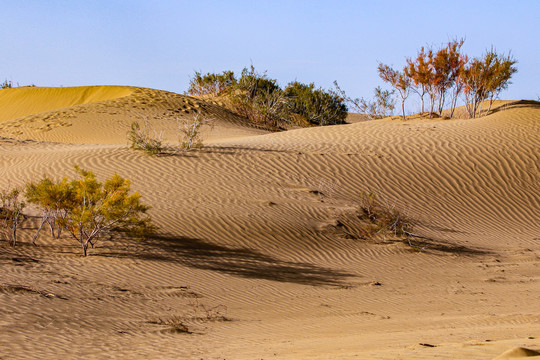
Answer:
[0, 86, 539, 359]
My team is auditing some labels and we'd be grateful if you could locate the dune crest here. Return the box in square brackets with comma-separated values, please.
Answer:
[0, 85, 135, 122]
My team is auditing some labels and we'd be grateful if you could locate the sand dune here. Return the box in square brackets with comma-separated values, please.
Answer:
[0, 87, 539, 359]
[0, 85, 134, 122]
[0, 86, 268, 144]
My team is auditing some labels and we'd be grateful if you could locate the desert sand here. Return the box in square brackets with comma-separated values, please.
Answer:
[0, 86, 539, 359]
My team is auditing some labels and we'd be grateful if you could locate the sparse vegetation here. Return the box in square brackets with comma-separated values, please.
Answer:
[378, 63, 411, 119]
[334, 82, 395, 120]
[149, 300, 229, 335]
[26, 166, 156, 256]
[0, 186, 26, 246]
[1, 79, 13, 89]
[178, 111, 213, 151]
[150, 315, 192, 334]
[374, 39, 516, 119]
[128, 110, 213, 155]
[337, 190, 416, 243]
[128, 117, 165, 155]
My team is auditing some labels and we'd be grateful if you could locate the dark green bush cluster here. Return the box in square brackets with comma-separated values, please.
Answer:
[283, 81, 347, 126]
[187, 66, 348, 129]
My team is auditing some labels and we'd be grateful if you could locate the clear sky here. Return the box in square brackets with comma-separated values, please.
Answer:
[2, 1, 538, 112]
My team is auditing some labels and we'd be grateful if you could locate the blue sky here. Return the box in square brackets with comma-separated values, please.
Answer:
[2, 1, 538, 111]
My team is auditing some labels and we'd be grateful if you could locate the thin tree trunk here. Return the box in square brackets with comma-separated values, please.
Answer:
[450, 93, 457, 118]
[33, 214, 48, 245]
[12, 224, 17, 246]
[438, 90, 446, 115]
[81, 239, 88, 257]
[477, 97, 484, 118]
[486, 93, 495, 115]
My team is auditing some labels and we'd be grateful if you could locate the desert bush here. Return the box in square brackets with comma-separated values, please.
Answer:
[228, 65, 288, 129]
[0, 186, 26, 245]
[338, 190, 415, 242]
[378, 64, 411, 119]
[382, 39, 517, 119]
[150, 315, 191, 334]
[128, 117, 164, 156]
[25, 176, 74, 243]
[187, 70, 236, 96]
[404, 40, 466, 117]
[1, 79, 13, 89]
[334, 82, 395, 120]
[27, 166, 155, 256]
[178, 111, 213, 151]
[460, 48, 517, 118]
[186, 66, 348, 129]
[283, 81, 348, 126]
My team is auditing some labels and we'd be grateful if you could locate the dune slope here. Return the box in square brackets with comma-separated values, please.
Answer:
[0, 86, 268, 143]
[0, 85, 135, 122]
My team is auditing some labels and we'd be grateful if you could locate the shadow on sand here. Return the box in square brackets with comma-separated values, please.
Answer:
[101, 234, 355, 287]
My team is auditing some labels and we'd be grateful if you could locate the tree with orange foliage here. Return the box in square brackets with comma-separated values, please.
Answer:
[378, 63, 411, 119]
[405, 46, 432, 114]
[431, 39, 465, 115]
[448, 52, 468, 118]
[406, 40, 466, 117]
[460, 48, 517, 118]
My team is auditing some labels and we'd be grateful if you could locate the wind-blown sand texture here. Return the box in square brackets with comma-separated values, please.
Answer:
[0, 86, 539, 359]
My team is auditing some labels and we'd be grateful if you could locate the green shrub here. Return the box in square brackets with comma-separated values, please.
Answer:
[26, 166, 156, 256]
[235, 65, 281, 99]
[128, 119, 164, 156]
[228, 66, 288, 129]
[187, 71, 236, 96]
[186, 66, 348, 129]
[284, 81, 348, 125]
[25, 176, 73, 243]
